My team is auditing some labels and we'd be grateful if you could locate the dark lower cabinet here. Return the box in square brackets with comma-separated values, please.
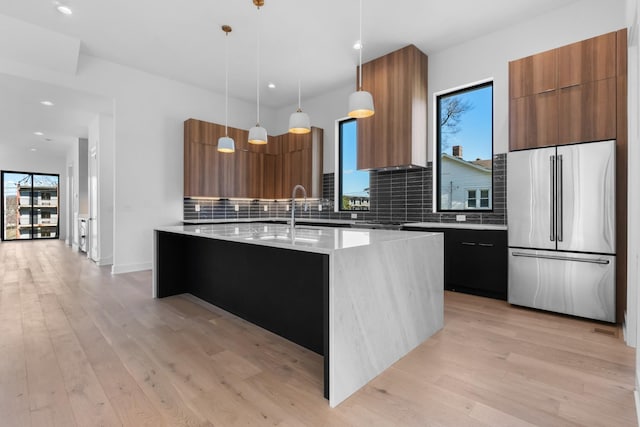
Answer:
[404, 227, 508, 300]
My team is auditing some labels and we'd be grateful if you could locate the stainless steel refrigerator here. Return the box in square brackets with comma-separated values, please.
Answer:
[507, 140, 616, 322]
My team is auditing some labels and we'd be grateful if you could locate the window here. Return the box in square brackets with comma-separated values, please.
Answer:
[337, 118, 370, 211]
[465, 188, 491, 209]
[436, 81, 493, 211]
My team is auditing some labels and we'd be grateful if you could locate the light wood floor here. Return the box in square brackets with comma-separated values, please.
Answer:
[0, 239, 636, 426]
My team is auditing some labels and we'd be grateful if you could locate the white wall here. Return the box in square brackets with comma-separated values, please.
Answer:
[0, 144, 67, 240]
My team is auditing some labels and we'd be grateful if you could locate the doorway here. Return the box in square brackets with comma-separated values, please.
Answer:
[1, 171, 60, 241]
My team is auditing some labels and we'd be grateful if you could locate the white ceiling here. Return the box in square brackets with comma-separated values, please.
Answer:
[0, 0, 581, 154]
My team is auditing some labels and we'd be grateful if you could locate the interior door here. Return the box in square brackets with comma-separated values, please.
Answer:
[88, 146, 99, 261]
[507, 147, 556, 250]
[556, 140, 616, 253]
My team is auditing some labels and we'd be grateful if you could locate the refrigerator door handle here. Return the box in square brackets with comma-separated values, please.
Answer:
[550, 155, 556, 242]
[511, 251, 610, 265]
[557, 154, 563, 242]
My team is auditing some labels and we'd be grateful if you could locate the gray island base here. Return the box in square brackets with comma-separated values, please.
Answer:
[153, 223, 443, 407]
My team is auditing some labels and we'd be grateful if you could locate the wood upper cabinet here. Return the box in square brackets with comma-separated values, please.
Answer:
[509, 91, 558, 150]
[509, 30, 620, 151]
[357, 44, 428, 170]
[558, 77, 616, 144]
[558, 31, 616, 88]
[184, 119, 323, 199]
[509, 49, 557, 98]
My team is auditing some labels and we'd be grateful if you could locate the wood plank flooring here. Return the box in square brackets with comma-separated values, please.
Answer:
[0, 239, 636, 426]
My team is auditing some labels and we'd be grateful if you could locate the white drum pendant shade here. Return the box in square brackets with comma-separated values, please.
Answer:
[248, 125, 268, 144]
[348, 90, 375, 118]
[288, 110, 311, 134]
[217, 136, 235, 153]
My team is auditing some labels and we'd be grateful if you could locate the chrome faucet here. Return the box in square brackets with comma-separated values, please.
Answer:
[291, 184, 307, 229]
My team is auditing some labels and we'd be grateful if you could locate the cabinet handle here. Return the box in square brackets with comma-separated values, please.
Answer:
[461, 242, 477, 246]
[540, 88, 555, 93]
[478, 243, 494, 247]
[560, 83, 581, 89]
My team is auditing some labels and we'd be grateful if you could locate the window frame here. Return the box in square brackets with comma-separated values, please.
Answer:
[435, 80, 494, 213]
[335, 117, 370, 212]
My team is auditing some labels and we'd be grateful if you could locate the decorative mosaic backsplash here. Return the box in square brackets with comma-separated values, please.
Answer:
[184, 153, 507, 225]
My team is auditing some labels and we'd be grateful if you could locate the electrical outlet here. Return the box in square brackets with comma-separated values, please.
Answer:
[263, 205, 268, 212]
[351, 213, 358, 219]
[194, 204, 200, 212]
[456, 214, 466, 222]
[234, 204, 239, 212]
[318, 204, 323, 212]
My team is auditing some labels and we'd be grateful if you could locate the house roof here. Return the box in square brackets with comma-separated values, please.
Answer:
[441, 153, 492, 173]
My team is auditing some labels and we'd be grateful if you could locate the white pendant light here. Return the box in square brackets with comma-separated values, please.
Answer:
[248, 0, 268, 145]
[218, 25, 235, 153]
[289, 79, 311, 134]
[348, 0, 375, 118]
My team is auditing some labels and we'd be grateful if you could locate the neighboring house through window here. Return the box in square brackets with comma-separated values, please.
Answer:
[336, 118, 370, 211]
[436, 81, 493, 211]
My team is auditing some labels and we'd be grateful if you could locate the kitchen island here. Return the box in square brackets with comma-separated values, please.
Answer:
[153, 223, 443, 407]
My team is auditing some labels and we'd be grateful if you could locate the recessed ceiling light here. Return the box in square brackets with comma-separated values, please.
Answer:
[56, 4, 73, 15]
[34, 131, 44, 136]
[267, 82, 276, 89]
[353, 40, 362, 50]
[40, 100, 55, 106]
[30, 148, 37, 152]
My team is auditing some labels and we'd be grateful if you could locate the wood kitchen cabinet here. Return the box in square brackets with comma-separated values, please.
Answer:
[558, 31, 616, 88]
[509, 91, 559, 150]
[509, 30, 620, 151]
[509, 49, 557, 98]
[357, 44, 428, 170]
[184, 119, 322, 199]
[558, 77, 616, 144]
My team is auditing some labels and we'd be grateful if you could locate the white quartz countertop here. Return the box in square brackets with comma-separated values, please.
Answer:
[157, 223, 440, 255]
[404, 222, 507, 231]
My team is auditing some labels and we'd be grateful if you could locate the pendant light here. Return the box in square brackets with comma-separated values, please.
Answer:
[348, 0, 375, 118]
[218, 25, 235, 153]
[248, 0, 268, 145]
[288, 79, 311, 134]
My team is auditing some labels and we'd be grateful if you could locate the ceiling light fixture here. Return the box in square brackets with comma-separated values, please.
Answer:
[40, 100, 55, 106]
[248, 0, 268, 145]
[217, 25, 235, 154]
[289, 79, 311, 134]
[34, 131, 44, 136]
[267, 82, 276, 89]
[348, 0, 374, 118]
[55, 4, 73, 15]
[353, 41, 362, 50]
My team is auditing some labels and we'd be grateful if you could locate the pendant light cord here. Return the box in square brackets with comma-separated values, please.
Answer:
[358, 0, 363, 91]
[256, 6, 261, 125]
[224, 31, 229, 136]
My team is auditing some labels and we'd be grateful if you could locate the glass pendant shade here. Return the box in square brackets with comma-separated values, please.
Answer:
[248, 125, 268, 144]
[288, 109, 311, 134]
[217, 136, 235, 153]
[348, 90, 375, 118]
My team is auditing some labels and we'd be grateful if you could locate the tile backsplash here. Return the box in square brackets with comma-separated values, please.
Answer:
[184, 153, 507, 225]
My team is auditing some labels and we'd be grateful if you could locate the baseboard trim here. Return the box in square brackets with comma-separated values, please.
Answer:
[111, 262, 152, 275]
